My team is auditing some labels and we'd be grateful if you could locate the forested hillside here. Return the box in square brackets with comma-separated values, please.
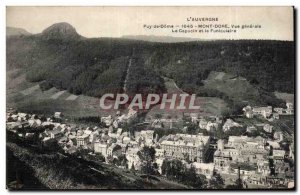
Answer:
[7, 23, 294, 106]
[148, 40, 294, 94]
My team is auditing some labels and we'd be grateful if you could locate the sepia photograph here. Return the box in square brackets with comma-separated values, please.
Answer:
[5, 6, 295, 190]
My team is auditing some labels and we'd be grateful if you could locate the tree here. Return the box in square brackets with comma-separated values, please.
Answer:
[184, 153, 191, 164]
[106, 155, 114, 164]
[155, 113, 162, 119]
[118, 154, 128, 168]
[161, 160, 168, 175]
[226, 179, 243, 189]
[161, 159, 184, 180]
[183, 165, 206, 188]
[95, 153, 105, 162]
[184, 165, 198, 185]
[209, 173, 224, 189]
[186, 123, 199, 135]
[153, 162, 159, 175]
[235, 178, 243, 189]
[137, 146, 156, 176]
[221, 108, 232, 118]
[215, 126, 225, 139]
[161, 159, 207, 189]
[170, 160, 185, 180]
[225, 126, 246, 137]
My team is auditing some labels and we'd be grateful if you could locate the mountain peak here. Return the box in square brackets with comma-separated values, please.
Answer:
[41, 22, 80, 40]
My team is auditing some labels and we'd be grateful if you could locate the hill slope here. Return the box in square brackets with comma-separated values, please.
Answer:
[6, 23, 294, 111]
[7, 27, 31, 37]
[7, 142, 189, 190]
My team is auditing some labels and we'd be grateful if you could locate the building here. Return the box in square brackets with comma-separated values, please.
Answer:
[246, 125, 257, 133]
[54, 112, 63, 119]
[191, 162, 214, 179]
[243, 106, 254, 118]
[214, 136, 269, 173]
[286, 102, 293, 110]
[286, 103, 294, 114]
[246, 174, 268, 187]
[127, 108, 137, 119]
[123, 136, 131, 144]
[244, 106, 273, 118]
[155, 148, 165, 157]
[156, 158, 164, 174]
[160, 133, 210, 163]
[274, 108, 284, 114]
[6, 121, 24, 130]
[190, 113, 199, 123]
[199, 119, 208, 129]
[112, 120, 119, 128]
[257, 160, 271, 175]
[28, 119, 42, 127]
[135, 130, 155, 146]
[206, 121, 219, 132]
[76, 134, 90, 147]
[252, 106, 273, 118]
[222, 119, 242, 132]
[107, 144, 122, 158]
[116, 128, 123, 136]
[101, 115, 113, 126]
[49, 130, 63, 139]
[140, 130, 154, 140]
[214, 149, 232, 173]
[273, 113, 280, 120]
[151, 119, 163, 129]
[126, 147, 141, 170]
[267, 141, 281, 149]
[273, 150, 285, 164]
[263, 124, 273, 133]
[94, 141, 108, 157]
[231, 163, 256, 179]
[89, 131, 99, 143]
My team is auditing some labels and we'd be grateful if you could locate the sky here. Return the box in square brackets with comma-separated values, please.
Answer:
[6, 6, 294, 41]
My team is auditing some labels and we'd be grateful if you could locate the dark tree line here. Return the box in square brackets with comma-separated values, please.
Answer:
[161, 159, 207, 189]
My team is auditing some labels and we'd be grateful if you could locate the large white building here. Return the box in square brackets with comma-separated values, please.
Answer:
[160, 133, 210, 163]
[94, 141, 108, 157]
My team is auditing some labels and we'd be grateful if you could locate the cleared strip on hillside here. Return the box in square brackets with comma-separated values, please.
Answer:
[50, 90, 66, 99]
[20, 85, 40, 96]
[65, 94, 78, 101]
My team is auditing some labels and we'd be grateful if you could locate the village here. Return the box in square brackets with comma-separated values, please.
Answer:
[6, 101, 295, 189]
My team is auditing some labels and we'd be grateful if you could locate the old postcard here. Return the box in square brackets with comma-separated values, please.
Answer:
[6, 6, 295, 190]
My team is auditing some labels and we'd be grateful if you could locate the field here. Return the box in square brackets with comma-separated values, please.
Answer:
[274, 92, 294, 103]
[146, 77, 227, 120]
[7, 70, 117, 118]
[203, 71, 260, 105]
